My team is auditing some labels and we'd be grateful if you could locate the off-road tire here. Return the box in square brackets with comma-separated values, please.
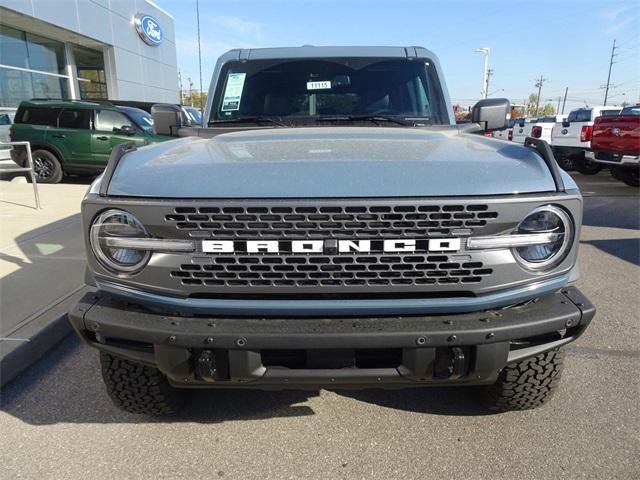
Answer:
[574, 157, 603, 175]
[556, 156, 575, 171]
[612, 166, 639, 187]
[31, 149, 63, 183]
[479, 349, 565, 412]
[100, 352, 187, 415]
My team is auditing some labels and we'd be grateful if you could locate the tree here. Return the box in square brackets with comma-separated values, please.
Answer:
[540, 103, 556, 115]
[181, 90, 208, 110]
[527, 93, 538, 116]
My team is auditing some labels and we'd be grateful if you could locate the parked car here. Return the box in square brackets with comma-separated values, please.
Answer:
[586, 105, 640, 187]
[69, 45, 595, 416]
[530, 115, 567, 144]
[510, 117, 537, 143]
[9, 100, 174, 183]
[550, 106, 621, 172]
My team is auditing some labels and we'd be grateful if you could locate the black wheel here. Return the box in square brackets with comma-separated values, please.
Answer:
[611, 166, 639, 187]
[574, 157, 603, 175]
[479, 349, 564, 412]
[31, 149, 63, 183]
[556, 155, 576, 171]
[100, 352, 187, 415]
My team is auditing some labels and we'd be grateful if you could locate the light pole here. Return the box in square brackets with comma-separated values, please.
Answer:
[475, 48, 490, 99]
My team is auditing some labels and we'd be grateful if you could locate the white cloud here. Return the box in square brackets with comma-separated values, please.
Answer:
[600, 4, 639, 35]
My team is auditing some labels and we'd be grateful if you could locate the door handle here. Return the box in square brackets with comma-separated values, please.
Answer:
[51, 134, 65, 138]
[96, 136, 109, 141]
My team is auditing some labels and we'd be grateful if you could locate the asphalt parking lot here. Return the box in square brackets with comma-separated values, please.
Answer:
[1, 171, 638, 480]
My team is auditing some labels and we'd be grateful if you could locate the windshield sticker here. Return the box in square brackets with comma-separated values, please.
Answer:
[306, 81, 331, 90]
[221, 73, 247, 111]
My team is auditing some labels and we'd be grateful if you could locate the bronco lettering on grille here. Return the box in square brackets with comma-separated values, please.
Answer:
[202, 238, 462, 254]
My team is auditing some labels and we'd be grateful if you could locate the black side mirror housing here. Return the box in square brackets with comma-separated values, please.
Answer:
[562, 120, 570, 128]
[471, 98, 510, 132]
[151, 103, 184, 137]
[115, 125, 136, 135]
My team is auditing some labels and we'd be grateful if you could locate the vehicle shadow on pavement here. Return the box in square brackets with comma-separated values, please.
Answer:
[335, 388, 494, 416]
[581, 239, 640, 266]
[582, 196, 640, 231]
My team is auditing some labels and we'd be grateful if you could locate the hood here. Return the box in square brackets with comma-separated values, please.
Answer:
[106, 127, 557, 198]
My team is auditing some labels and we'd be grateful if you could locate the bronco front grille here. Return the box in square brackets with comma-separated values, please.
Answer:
[159, 201, 501, 290]
[164, 203, 499, 239]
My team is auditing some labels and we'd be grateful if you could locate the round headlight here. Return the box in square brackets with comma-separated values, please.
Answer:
[90, 209, 150, 274]
[513, 205, 574, 271]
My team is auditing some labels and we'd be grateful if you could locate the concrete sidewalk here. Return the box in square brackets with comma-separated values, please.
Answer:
[0, 179, 91, 386]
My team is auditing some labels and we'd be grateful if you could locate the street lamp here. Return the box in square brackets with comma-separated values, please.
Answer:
[475, 47, 490, 99]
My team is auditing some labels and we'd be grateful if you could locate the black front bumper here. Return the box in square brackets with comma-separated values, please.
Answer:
[69, 287, 595, 389]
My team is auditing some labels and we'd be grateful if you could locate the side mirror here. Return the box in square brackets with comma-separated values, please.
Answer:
[151, 104, 183, 136]
[562, 120, 570, 127]
[115, 125, 136, 135]
[471, 98, 510, 132]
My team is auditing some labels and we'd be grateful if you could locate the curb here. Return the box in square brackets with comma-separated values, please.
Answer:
[0, 314, 72, 388]
[0, 287, 91, 388]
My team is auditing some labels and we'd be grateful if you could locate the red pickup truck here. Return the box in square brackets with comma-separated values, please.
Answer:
[587, 105, 640, 186]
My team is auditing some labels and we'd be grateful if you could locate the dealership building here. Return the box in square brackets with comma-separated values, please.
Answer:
[0, 0, 178, 109]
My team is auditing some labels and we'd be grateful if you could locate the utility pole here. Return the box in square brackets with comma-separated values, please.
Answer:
[561, 87, 568, 114]
[178, 70, 183, 105]
[534, 75, 547, 116]
[486, 69, 494, 96]
[556, 96, 561, 113]
[196, 0, 204, 118]
[475, 48, 490, 99]
[603, 39, 617, 106]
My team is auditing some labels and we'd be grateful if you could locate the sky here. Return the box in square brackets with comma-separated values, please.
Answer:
[156, 0, 640, 113]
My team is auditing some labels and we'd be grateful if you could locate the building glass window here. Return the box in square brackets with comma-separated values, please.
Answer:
[0, 69, 69, 107]
[75, 47, 108, 100]
[25, 32, 66, 75]
[0, 25, 69, 107]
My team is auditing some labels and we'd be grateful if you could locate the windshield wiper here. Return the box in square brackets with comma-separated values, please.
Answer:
[315, 115, 415, 126]
[209, 116, 289, 127]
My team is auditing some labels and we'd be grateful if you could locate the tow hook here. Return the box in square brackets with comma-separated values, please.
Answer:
[196, 350, 217, 382]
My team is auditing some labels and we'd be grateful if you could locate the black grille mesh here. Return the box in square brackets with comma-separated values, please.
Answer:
[164, 204, 499, 239]
[171, 255, 493, 288]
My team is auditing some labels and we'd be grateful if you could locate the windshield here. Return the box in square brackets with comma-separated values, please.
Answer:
[121, 107, 155, 134]
[210, 58, 448, 125]
[620, 106, 640, 116]
[183, 106, 202, 124]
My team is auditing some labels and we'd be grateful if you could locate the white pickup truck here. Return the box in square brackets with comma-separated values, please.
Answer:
[492, 118, 522, 141]
[550, 106, 620, 173]
[530, 115, 567, 144]
[511, 117, 537, 143]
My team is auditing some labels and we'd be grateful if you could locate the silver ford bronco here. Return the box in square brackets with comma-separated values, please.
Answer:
[70, 46, 595, 415]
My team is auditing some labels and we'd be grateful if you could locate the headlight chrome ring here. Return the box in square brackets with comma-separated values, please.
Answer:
[512, 205, 574, 272]
[90, 209, 151, 274]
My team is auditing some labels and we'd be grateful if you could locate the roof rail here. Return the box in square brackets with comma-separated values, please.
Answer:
[28, 98, 114, 106]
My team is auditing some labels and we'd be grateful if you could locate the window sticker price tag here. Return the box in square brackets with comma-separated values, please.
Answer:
[221, 73, 247, 111]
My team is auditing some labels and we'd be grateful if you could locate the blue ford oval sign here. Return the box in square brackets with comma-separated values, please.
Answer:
[134, 13, 163, 46]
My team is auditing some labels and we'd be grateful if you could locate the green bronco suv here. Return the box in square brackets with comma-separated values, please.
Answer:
[9, 100, 173, 183]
